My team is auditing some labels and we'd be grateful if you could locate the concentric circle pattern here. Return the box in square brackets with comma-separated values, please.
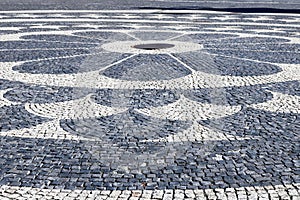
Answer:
[0, 10, 299, 199]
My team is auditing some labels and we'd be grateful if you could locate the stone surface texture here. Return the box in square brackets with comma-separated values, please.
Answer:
[0, 5, 299, 200]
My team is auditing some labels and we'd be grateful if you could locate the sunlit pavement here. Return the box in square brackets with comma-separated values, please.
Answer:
[0, 2, 299, 199]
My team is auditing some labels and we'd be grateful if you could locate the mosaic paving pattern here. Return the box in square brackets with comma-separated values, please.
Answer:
[0, 10, 299, 199]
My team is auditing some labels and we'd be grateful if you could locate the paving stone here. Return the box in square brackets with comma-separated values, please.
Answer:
[0, 6, 299, 200]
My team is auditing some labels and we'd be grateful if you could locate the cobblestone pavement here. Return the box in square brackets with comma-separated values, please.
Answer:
[1, 0, 300, 10]
[0, 9, 299, 199]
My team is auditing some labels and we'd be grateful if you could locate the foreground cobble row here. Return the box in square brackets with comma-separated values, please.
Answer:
[1, 184, 299, 199]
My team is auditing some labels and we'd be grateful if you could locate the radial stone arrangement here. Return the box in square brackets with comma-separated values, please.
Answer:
[0, 10, 299, 199]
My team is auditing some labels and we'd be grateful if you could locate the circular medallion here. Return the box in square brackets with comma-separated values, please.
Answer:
[101, 40, 203, 54]
[133, 43, 175, 50]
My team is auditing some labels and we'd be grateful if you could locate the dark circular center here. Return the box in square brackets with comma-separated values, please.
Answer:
[133, 43, 175, 50]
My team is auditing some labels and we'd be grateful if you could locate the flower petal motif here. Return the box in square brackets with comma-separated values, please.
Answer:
[130, 31, 181, 40]
[13, 53, 131, 74]
[0, 49, 91, 62]
[174, 51, 282, 76]
[20, 34, 102, 43]
[203, 37, 300, 64]
[73, 31, 136, 41]
[101, 54, 192, 81]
